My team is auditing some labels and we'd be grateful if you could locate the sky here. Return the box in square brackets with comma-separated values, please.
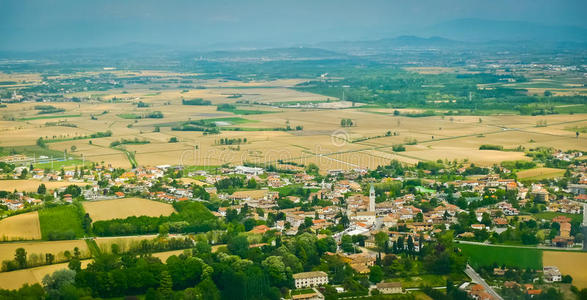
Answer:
[0, 0, 586, 51]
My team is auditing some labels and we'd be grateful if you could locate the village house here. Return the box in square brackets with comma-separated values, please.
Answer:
[293, 271, 329, 289]
[376, 282, 403, 294]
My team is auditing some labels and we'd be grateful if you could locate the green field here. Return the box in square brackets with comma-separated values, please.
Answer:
[203, 117, 257, 125]
[457, 243, 543, 269]
[38, 205, 85, 240]
[19, 114, 82, 121]
[34, 159, 90, 169]
[532, 212, 583, 223]
[116, 113, 141, 119]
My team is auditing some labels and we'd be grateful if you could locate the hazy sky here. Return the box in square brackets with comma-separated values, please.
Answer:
[1, 0, 585, 51]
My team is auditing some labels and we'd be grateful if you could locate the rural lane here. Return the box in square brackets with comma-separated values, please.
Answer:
[465, 264, 504, 300]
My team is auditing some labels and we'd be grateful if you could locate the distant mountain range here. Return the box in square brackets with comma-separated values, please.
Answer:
[416, 18, 587, 43]
[1, 18, 585, 59]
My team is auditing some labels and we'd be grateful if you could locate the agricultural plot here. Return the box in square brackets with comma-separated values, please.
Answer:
[516, 167, 565, 180]
[0, 212, 41, 241]
[0, 239, 88, 265]
[1, 75, 585, 173]
[543, 251, 587, 289]
[457, 243, 543, 269]
[82, 198, 176, 222]
[0, 180, 86, 193]
[94, 235, 158, 253]
[38, 205, 85, 240]
[0, 260, 90, 290]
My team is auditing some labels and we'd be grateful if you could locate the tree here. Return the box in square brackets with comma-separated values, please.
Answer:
[481, 212, 492, 227]
[70, 145, 77, 152]
[63, 185, 82, 197]
[369, 265, 384, 283]
[306, 163, 320, 175]
[157, 270, 173, 300]
[45, 253, 54, 265]
[407, 236, 415, 254]
[243, 218, 256, 231]
[341, 235, 355, 253]
[194, 278, 220, 300]
[262, 256, 287, 286]
[168, 137, 178, 143]
[68, 258, 81, 272]
[374, 232, 388, 255]
[15, 248, 27, 269]
[42, 269, 76, 299]
[37, 184, 46, 194]
[227, 234, 250, 258]
[247, 178, 258, 189]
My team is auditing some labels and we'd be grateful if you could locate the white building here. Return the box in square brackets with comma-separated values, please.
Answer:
[293, 271, 329, 289]
[234, 165, 264, 176]
[543, 266, 562, 282]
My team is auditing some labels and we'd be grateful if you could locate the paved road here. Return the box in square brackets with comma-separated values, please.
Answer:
[465, 264, 503, 300]
[455, 240, 583, 251]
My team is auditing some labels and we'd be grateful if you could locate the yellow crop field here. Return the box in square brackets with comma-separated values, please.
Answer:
[516, 168, 566, 180]
[94, 235, 158, 253]
[543, 251, 587, 289]
[0, 240, 88, 263]
[0, 260, 91, 290]
[0, 212, 41, 241]
[83, 198, 176, 222]
[0, 75, 585, 172]
[0, 180, 86, 193]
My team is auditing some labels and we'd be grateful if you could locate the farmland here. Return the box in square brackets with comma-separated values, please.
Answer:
[516, 167, 566, 180]
[543, 251, 587, 289]
[38, 205, 85, 240]
[0, 180, 86, 193]
[83, 198, 176, 222]
[0, 71, 583, 173]
[0, 260, 91, 290]
[0, 239, 88, 265]
[456, 243, 543, 269]
[0, 212, 41, 241]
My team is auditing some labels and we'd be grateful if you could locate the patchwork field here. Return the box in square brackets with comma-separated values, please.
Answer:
[0, 212, 41, 241]
[83, 198, 176, 222]
[0, 74, 585, 173]
[543, 251, 587, 289]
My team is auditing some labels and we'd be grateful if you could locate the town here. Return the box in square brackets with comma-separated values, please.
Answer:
[0, 146, 585, 299]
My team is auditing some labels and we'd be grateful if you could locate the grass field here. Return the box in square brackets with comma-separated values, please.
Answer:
[83, 198, 176, 222]
[38, 205, 85, 240]
[34, 159, 90, 169]
[0, 212, 41, 241]
[532, 212, 583, 223]
[457, 243, 543, 269]
[543, 251, 587, 289]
